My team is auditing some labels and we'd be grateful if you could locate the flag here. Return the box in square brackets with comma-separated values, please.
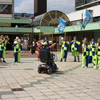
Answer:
[81, 9, 92, 29]
[58, 17, 67, 33]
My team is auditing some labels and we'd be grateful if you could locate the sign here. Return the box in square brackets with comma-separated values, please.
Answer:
[0, 23, 11, 27]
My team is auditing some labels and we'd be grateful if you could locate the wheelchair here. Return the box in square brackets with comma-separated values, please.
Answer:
[38, 50, 58, 74]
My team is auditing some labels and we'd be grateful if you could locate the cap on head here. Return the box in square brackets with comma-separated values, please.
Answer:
[16, 36, 19, 39]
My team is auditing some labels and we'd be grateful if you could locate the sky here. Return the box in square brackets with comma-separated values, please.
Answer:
[14, 0, 75, 14]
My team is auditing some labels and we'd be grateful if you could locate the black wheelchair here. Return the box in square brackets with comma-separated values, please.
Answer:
[38, 50, 58, 74]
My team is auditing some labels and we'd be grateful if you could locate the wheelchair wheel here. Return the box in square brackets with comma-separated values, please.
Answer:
[53, 63, 57, 70]
[38, 68, 41, 73]
[47, 68, 52, 74]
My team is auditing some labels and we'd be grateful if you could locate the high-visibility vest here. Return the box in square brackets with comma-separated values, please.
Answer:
[0, 43, 4, 51]
[71, 40, 80, 52]
[82, 43, 89, 56]
[88, 42, 96, 56]
[0, 44, 2, 51]
[14, 41, 20, 53]
[61, 41, 69, 51]
[96, 43, 100, 56]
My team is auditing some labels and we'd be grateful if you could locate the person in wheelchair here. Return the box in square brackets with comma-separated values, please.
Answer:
[39, 41, 58, 71]
[40, 41, 56, 62]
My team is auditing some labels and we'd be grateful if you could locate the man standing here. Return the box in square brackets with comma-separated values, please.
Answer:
[31, 39, 36, 54]
[1, 35, 9, 63]
[0, 35, 3, 62]
[82, 38, 89, 68]
[60, 37, 69, 62]
[71, 36, 80, 62]
[0, 35, 7, 63]
[13, 38, 21, 62]
[88, 38, 97, 63]
[94, 38, 100, 69]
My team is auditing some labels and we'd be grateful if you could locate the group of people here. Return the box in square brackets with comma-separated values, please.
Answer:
[0, 35, 27, 63]
[60, 36, 80, 62]
[1, 34, 100, 69]
[82, 37, 100, 69]
[60, 36, 100, 69]
[0, 36, 56, 63]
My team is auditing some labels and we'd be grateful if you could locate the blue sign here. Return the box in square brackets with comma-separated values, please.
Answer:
[58, 17, 67, 33]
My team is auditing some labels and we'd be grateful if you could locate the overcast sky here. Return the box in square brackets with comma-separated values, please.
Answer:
[14, 0, 75, 14]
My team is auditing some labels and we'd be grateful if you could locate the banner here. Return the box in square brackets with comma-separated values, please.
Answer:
[81, 9, 92, 29]
[58, 17, 67, 33]
[0, 23, 11, 27]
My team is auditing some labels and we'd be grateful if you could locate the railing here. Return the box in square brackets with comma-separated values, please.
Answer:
[76, 0, 99, 7]
[86, 0, 98, 3]
[76, 1, 85, 7]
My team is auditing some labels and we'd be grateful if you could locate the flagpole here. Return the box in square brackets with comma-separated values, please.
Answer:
[67, 22, 74, 31]
[64, 32, 66, 37]
[81, 13, 83, 31]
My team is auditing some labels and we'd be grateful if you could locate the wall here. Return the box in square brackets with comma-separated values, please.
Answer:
[0, 14, 12, 18]
[67, 5, 100, 21]
[0, 0, 12, 3]
[0, 0, 13, 18]
[94, 31, 100, 42]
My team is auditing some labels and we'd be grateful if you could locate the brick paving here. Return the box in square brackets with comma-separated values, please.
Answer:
[0, 51, 100, 100]
[6, 51, 37, 58]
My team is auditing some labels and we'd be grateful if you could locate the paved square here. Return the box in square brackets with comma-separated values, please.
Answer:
[0, 52, 100, 100]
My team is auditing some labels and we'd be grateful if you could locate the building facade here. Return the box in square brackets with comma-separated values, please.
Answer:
[0, 0, 100, 50]
[60, 0, 100, 42]
[75, 0, 100, 11]
[0, 0, 14, 18]
[14, 13, 34, 19]
[34, 0, 47, 16]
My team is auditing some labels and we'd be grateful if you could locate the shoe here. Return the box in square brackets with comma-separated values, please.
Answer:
[3, 60, 6, 63]
[18, 61, 21, 63]
[78, 60, 80, 62]
[85, 66, 88, 68]
[14, 61, 18, 63]
[64, 59, 66, 62]
[74, 60, 76, 62]
[60, 59, 62, 62]
[81, 66, 84, 68]
[93, 66, 97, 69]
[98, 67, 100, 69]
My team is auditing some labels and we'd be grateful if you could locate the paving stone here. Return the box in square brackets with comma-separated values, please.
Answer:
[79, 96, 97, 100]
[21, 84, 33, 88]
[2, 98, 18, 100]
[0, 91, 13, 95]
[32, 95, 49, 100]
[13, 91, 30, 98]
[1, 94, 16, 99]
[47, 95, 63, 99]
[30, 81, 41, 85]
[17, 97, 34, 100]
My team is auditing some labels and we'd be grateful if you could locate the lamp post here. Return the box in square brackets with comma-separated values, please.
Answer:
[30, 16, 35, 39]
[15, 25, 19, 36]
[15, 25, 18, 30]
